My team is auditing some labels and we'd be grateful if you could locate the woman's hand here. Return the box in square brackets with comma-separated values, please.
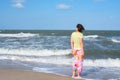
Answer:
[72, 49, 77, 57]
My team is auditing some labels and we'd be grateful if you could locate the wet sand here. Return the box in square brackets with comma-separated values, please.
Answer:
[0, 68, 84, 80]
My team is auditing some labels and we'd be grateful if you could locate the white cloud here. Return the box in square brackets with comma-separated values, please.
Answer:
[12, 0, 26, 8]
[56, 4, 70, 10]
[12, 3, 24, 8]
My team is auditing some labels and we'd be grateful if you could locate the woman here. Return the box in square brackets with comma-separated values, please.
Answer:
[71, 24, 85, 78]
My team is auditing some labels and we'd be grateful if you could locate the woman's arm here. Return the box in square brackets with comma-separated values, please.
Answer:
[70, 37, 74, 52]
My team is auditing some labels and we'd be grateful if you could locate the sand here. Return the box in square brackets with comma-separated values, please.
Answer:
[0, 68, 83, 80]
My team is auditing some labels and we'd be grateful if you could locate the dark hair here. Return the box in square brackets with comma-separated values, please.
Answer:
[76, 24, 85, 32]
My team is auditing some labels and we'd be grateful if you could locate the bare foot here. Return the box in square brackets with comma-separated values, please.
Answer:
[72, 76, 75, 78]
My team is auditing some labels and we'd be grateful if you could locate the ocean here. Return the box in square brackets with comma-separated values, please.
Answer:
[0, 30, 120, 80]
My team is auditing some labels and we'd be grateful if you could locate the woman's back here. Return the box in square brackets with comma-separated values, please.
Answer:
[71, 32, 83, 48]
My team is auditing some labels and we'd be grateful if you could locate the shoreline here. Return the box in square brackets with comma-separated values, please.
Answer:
[0, 68, 75, 80]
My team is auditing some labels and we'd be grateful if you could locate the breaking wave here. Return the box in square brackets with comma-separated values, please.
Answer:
[0, 32, 39, 37]
[111, 38, 120, 43]
[84, 35, 99, 39]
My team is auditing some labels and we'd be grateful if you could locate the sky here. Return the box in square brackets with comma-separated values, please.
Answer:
[0, 0, 120, 30]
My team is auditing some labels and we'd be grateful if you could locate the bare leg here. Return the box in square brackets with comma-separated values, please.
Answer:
[77, 72, 80, 77]
[72, 71, 76, 77]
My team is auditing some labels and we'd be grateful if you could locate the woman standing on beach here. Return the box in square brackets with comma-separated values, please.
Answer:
[71, 24, 85, 78]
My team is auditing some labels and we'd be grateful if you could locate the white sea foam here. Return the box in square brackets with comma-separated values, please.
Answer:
[33, 67, 53, 73]
[84, 35, 100, 41]
[0, 53, 120, 67]
[0, 32, 39, 37]
[84, 59, 120, 67]
[111, 38, 120, 43]
[0, 48, 71, 56]
[84, 35, 99, 39]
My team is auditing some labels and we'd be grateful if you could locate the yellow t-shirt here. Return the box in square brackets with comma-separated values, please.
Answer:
[71, 32, 83, 48]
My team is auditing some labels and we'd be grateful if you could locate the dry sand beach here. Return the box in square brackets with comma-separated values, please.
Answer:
[0, 68, 84, 80]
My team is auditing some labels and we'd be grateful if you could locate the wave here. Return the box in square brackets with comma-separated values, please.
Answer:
[84, 35, 99, 39]
[0, 54, 120, 67]
[84, 35, 100, 41]
[111, 38, 120, 43]
[0, 32, 39, 37]
[0, 48, 119, 67]
[84, 59, 120, 67]
[84, 35, 99, 38]
[93, 43, 108, 50]
[0, 48, 71, 56]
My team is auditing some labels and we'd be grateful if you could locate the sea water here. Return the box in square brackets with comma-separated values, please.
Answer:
[0, 30, 120, 80]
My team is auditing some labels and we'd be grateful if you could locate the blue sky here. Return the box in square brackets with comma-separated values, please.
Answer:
[0, 0, 120, 30]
